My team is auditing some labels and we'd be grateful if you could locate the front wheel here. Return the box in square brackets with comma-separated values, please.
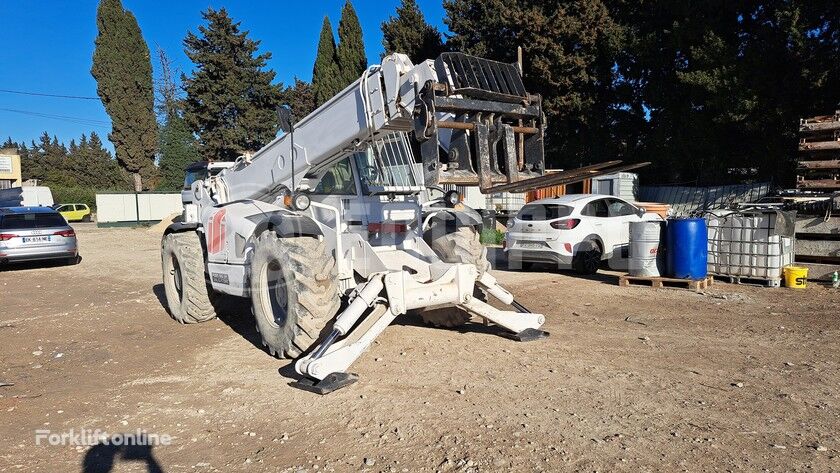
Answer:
[249, 232, 340, 358]
[161, 232, 218, 323]
[573, 240, 602, 275]
[421, 225, 489, 327]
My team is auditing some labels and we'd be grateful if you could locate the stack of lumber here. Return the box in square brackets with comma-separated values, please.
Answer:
[798, 111, 840, 190]
[795, 216, 840, 281]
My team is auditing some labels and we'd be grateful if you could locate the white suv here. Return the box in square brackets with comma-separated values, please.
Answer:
[504, 194, 662, 274]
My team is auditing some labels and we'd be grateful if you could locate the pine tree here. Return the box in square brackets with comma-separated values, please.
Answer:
[182, 8, 283, 161]
[336, 1, 367, 87]
[91, 0, 159, 190]
[312, 17, 343, 107]
[444, 0, 620, 169]
[65, 132, 132, 190]
[88, 132, 133, 189]
[280, 78, 316, 124]
[156, 47, 201, 191]
[382, 0, 445, 63]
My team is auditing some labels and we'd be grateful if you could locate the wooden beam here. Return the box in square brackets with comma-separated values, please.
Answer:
[484, 161, 649, 194]
[799, 140, 840, 152]
[800, 120, 840, 133]
[797, 179, 840, 189]
[796, 216, 840, 234]
[797, 159, 840, 170]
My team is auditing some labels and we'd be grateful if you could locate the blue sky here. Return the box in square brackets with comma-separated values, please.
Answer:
[0, 0, 449, 151]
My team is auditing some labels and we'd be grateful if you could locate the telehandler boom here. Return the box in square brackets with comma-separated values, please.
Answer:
[162, 52, 549, 393]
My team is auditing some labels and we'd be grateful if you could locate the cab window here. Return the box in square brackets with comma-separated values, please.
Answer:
[184, 169, 208, 190]
[313, 158, 356, 195]
[581, 199, 609, 217]
[607, 199, 635, 217]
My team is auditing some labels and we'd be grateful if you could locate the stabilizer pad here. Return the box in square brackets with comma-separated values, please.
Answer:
[289, 372, 359, 395]
[500, 328, 550, 342]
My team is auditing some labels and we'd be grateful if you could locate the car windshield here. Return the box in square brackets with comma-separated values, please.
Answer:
[518, 204, 573, 221]
[0, 213, 67, 229]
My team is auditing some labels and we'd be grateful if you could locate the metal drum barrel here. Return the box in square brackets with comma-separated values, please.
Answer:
[629, 221, 665, 277]
[666, 218, 708, 279]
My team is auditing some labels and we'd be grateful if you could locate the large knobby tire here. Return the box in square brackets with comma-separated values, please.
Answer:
[573, 240, 602, 275]
[250, 232, 340, 358]
[161, 232, 218, 324]
[421, 225, 490, 327]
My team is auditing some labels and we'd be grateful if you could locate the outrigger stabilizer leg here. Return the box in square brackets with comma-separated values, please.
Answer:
[290, 265, 547, 394]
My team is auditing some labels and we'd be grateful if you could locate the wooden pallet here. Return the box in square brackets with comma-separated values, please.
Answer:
[618, 274, 714, 292]
[710, 274, 782, 288]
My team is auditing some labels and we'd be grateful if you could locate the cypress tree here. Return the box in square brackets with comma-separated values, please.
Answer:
[312, 17, 343, 107]
[336, 1, 367, 87]
[182, 8, 283, 161]
[382, 0, 445, 64]
[91, 0, 158, 190]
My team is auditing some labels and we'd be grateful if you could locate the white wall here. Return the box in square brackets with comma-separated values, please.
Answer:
[95, 193, 182, 223]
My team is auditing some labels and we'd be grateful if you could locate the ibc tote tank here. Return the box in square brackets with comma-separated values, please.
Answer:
[629, 221, 666, 277]
[667, 218, 708, 279]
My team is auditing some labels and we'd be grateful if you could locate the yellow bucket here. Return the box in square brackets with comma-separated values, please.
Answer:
[783, 266, 808, 289]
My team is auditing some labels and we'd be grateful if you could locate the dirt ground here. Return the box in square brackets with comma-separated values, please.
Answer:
[1, 224, 839, 472]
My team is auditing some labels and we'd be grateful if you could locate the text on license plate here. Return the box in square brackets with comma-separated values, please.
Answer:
[519, 242, 543, 249]
[23, 236, 50, 243]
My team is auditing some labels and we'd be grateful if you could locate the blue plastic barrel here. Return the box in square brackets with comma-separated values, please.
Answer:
[666, 218, 708, 279]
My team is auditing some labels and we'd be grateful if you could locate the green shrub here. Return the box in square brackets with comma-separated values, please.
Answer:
[480, 228, 504, 245]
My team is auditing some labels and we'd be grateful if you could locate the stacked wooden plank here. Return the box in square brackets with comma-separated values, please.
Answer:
[798, 111, 840, 190]
[795, 215, 840, 281]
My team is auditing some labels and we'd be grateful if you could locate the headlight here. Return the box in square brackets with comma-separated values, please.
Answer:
[444, 190, 461, 207]
[292, 192, 311, 211]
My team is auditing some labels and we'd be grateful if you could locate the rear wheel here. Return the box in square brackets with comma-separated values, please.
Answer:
[250, 232, 340, 358]
[421, 225, 489, 327]
[573, 240, 602, 275]
[161, 232, 218, 323]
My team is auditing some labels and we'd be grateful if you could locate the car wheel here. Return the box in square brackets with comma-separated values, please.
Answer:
[573, 240, 602, 275]
[82, 215, 91, 223]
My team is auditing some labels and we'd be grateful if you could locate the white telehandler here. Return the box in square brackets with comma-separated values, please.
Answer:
[161, 52, 555, 393]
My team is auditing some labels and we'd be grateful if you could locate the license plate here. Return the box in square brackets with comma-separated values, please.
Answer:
[519, 242, 543, 249]
[22, 236, 50, 243]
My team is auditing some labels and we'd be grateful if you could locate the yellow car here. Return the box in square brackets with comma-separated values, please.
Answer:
[53, 203, 92, 222]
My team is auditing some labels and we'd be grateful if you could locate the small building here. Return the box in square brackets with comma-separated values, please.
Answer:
[0, 148, 22, 189]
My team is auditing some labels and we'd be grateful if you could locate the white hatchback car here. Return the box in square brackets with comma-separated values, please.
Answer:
[504, 194, 662, 274]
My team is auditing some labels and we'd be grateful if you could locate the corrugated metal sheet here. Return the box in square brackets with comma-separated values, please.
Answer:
[592, 172, 638, 201]
[638, 183, 772, 216]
